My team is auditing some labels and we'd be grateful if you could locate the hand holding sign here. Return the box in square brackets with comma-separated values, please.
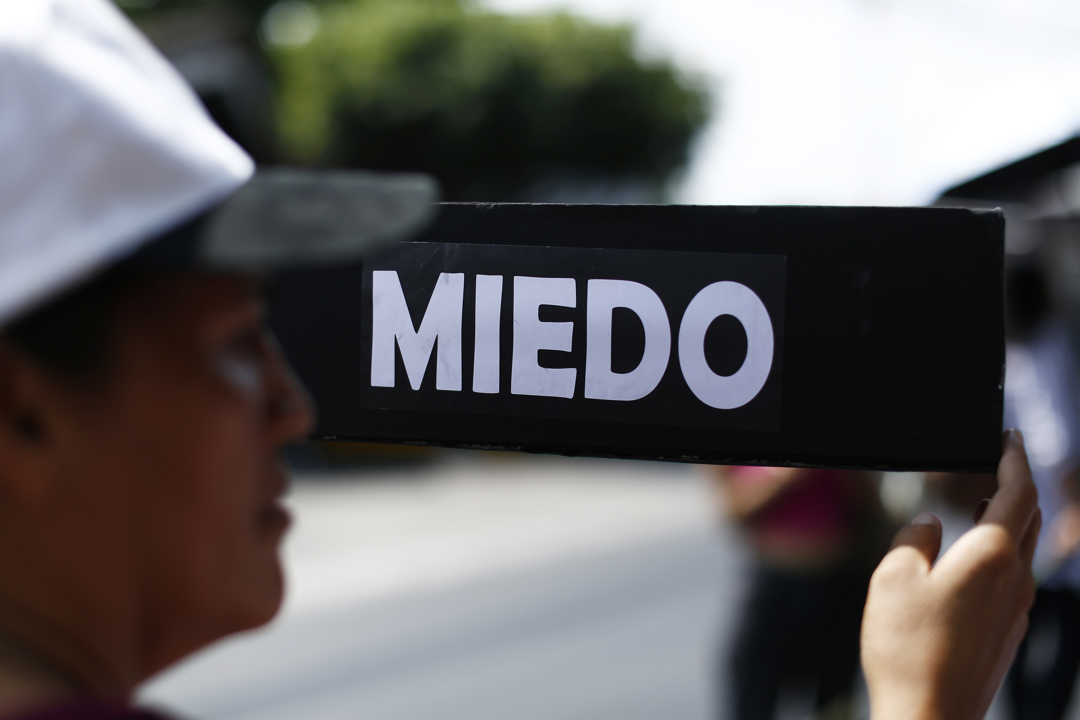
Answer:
[861, 430, 1040, 720]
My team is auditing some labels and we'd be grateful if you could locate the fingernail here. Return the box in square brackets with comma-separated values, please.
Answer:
[973, 498, 990, 523]
[1006, 428, 1025, 449]
[912, 512, 938, 526]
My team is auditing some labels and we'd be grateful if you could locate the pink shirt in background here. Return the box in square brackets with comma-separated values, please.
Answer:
[727, 466, 852, 547]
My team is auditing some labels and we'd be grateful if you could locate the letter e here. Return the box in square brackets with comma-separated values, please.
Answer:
[511, 277, 576, 398]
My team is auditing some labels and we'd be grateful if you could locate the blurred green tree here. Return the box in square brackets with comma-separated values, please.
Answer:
[120, 0, 710, 201]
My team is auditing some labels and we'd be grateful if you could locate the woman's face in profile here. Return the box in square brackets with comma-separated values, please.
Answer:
[48, 273, 314, 677]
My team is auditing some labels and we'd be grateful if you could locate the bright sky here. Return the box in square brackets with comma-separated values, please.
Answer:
[484, 0, 1080, 206]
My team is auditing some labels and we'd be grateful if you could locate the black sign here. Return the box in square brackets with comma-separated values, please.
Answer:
[271, 203, 1004, 472]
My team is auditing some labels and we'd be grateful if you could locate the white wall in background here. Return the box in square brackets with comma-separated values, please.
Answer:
[485, 0, 1080, 206]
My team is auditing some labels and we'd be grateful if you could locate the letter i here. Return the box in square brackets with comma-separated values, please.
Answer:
[472, 275, 503, 393]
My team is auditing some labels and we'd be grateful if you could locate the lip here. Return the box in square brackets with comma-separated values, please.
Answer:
[260, 463, 293, 535]
[260, 500, 292, 536]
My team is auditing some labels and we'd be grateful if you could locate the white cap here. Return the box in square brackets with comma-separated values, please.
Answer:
[0, 0, 255, 327]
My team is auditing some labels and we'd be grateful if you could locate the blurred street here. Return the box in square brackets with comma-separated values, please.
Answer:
[135, 452, 1080, 720]
[140, 454, 745, 720]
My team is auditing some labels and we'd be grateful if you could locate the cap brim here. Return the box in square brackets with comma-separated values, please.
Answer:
[126, 168, 440, 271]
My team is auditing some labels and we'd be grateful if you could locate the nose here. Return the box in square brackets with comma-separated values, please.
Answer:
[263, 332, 315, 445]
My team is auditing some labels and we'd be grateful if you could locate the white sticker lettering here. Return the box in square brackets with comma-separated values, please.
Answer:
[511, 276, 577, 398]
[472, 275, 503, 394]
[371, 270, 464, 391]
[678, 281, 774, 409]
[584, 279, 671, 401]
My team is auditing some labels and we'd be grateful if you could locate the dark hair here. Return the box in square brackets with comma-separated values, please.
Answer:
[2, 269, 141, 379]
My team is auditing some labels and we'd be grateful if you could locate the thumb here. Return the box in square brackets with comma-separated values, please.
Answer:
[888, 512, 944, 567]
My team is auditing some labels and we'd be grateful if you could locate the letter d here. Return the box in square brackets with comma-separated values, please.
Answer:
[584, 280, 671, 401]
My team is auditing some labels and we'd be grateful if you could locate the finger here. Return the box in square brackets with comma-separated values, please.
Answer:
[974, 498, 991, 524]
[1020, 506, 1043, 569]
[888, 512, 943, 566]
[981, 430, 1039, 541]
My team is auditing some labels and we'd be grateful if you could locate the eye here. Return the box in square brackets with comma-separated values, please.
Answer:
[212, 326, 267, 398]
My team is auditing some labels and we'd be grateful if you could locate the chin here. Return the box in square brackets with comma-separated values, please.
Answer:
[142, 556, 287, 680]
[197, 556, 287, 649]
[232, 558, 287, 632]
[143, 574, 284, 683]
[253, 567, 286, 627]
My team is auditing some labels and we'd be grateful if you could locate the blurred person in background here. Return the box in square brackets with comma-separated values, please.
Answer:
[0, 1, 1043, 719]
[1000, 263, 1080, 720]
[711, 466, 893, 720]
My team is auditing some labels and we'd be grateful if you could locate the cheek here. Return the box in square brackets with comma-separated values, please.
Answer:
[127, 388, 284, 631]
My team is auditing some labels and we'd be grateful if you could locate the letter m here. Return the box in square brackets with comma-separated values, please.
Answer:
[370, 271, 464, 391]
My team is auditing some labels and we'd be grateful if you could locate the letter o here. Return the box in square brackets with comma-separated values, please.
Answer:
[678, 282, 774, 410]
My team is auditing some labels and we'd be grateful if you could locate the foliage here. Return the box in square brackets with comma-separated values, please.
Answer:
[270, 0, 708, 200]
[121, 0, 711, 201]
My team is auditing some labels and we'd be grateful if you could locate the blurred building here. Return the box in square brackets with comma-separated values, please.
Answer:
[937, 134, 1080, 326]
